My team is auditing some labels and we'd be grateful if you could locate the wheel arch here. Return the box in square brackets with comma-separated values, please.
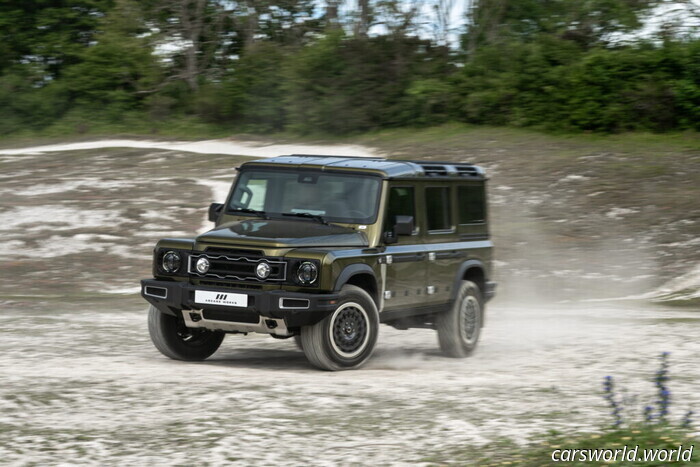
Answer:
[451, 260, 487, 301]
[333, 264, 379, 308]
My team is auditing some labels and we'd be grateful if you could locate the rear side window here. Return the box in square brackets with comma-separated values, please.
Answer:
[425, 186, 452, 231]
[387, 186, 416, 226]
[458, 185, 486, 224]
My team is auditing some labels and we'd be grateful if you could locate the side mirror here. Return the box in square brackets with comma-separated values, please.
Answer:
[394, 215, 414, 236]
[383, 215, 414, 244]
[208, 203, 224, 223]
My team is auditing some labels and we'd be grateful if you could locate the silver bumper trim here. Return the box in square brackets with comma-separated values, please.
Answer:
[182, 309, 291, 337]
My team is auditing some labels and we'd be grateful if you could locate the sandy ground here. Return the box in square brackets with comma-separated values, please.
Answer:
[2, 298, 698, 465]
[0, 141, 698, 465]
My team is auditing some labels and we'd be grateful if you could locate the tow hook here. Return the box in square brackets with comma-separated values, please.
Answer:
[265, 319, 278, 329]
[189, 312, 202, 322]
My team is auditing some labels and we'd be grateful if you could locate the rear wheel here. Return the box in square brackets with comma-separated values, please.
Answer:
[436, 280, 482, 358]
[148, 306, 224, 361]
[301, 285, 379, 371]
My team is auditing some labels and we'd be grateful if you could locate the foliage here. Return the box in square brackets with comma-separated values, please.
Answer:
[61, 1, 161, 119]
[283, 32, 453, 134]
[452, 37, 700, 132]
[0, 0, 699, 136]
[218, 42, 289, 131]
[602, 352, 694, 429]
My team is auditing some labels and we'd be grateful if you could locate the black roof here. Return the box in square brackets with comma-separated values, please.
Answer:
[241, 155, 486, 180]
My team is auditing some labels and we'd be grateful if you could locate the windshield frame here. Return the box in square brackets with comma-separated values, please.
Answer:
[225, 167, 383, 225]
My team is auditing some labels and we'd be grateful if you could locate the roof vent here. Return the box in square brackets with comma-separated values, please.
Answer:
[422, 165, 449, 176]
[456, 166, 479, 177]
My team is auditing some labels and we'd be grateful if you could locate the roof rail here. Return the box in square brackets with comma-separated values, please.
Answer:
[288, 154, 384, 160]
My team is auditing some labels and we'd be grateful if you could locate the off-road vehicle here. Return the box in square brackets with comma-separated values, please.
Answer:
[141, 155, 495, 370]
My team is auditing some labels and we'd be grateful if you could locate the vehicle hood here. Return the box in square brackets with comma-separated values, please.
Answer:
[196, 219, 369, 248]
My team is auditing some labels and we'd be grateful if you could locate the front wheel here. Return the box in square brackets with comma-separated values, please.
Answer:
[148, 306, 224, 361]
[436, 280, 483, 358]
[301, 285, 379, 371]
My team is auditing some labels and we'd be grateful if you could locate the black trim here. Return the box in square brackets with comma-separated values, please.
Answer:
[459, 233, 490, 241]
[387, 176, 486, 181]
[434, 250, 465, 260]
[451, 260, 490, 302]
[333, 264, 377, 292]
[380, 302, 450, 323]
[391, 253, 425, 263]
[141, 279, 339, 328]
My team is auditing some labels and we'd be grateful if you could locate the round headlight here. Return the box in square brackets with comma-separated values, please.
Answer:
[256, 261, 271, 279]
[161, 250, 181, 273]
[296, 261, 318, 285]
[196, 257, 210, 274]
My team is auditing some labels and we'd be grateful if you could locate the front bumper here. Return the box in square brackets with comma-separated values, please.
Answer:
[141, 279, 340, 332]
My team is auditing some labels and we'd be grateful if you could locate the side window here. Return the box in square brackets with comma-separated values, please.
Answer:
[425, 186, 452, 231]
[386, 186, 415, 229]
[458, 185, 486, 224]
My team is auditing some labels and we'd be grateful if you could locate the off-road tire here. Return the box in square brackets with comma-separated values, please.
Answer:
[301, 285, 379, 371]
[148, 305, 224, 361]
[436, 280, 482, 358]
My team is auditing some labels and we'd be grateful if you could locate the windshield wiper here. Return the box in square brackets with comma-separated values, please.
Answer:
[282, 212, 328, 225]
[230, 208, 268, 219]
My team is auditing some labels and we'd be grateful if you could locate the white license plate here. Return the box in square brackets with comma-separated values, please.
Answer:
[194, 290, 248, 308]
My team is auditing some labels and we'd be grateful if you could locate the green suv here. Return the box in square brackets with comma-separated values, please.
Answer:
[141, 155, 495, 370]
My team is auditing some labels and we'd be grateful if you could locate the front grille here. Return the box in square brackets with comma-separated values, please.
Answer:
[202, 309, 259, 323]
[189, 253, 286, 282]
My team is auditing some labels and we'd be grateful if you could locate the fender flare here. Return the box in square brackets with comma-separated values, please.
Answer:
[333, 263, 378, 292]
[451, 259, 487, 301]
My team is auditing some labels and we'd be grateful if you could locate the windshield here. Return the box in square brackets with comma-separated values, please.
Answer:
[228, 169, 382, 224]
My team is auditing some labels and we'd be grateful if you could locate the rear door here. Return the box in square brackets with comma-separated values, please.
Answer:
[423, 184, 460, 306]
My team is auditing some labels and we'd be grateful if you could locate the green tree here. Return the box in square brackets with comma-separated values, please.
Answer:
[464, 0, 661, 52]
[0, 0, 114, 78]
[284, 32, 453, 134]
[60, 0, 161, 121]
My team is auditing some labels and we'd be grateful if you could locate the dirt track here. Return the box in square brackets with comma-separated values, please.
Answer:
[1, 143, 698, 464]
